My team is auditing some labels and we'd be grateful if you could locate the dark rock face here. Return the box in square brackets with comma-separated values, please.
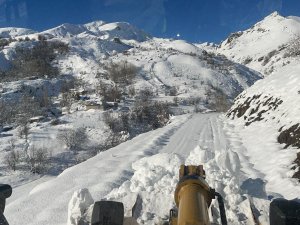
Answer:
[278, 123, 300, 149]
[228, 93, 300, 181]
[277, 124, 300, 181]
[227, 94, 282, 126]
[293, 152, 300, 180]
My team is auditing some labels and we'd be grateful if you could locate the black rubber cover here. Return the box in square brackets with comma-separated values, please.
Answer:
[270, 198, 300, 225]
[91, 201, 124, 225]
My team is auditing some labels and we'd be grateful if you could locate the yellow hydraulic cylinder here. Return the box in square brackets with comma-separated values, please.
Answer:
[171, 165, 214, 225]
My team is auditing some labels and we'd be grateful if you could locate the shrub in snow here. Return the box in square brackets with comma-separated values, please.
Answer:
[168, 86, 178, 96]
[132, 100, 170, 129]
[102, 131, 129, 151]
[105, 60, 138, 86]
[284, 36, 300, 58]
[0, 93, 42, 127]
[97, 81, 122, 103]
[128, 85, 136, 97]
[67, 188, 94, 225]
[60, 92, 74, 113]
[103, 112, 129, 133]
[100, 101, 170, 152]
[27, 146, 50, 174]
[136, 88, 154, 102]
[4, 140, 20, 171]
[173, 97, 179, 106]
[17, 122, 30, 140]
[57, 127, 88, 152]
[206, 85, 231, 112]
[104, 86, 122, 103]
[5, 150, 20, 171]
[2, 39, 68, 82]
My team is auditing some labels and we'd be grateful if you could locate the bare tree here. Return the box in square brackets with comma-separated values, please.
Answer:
[98, 83, 122, 103]
[27, 146, 50, 174]
[57, 127, 88, 152]
[173, 97, 179, 106]
[136, 88, 154, 102]
[60, 92, 74, 113]
[18, 122, 30, 141]
[4, 139, 20, 171]
[128, 85, 136, 97]
[169, 86, 178, 96]
[38, 88, 51, 108]
[105, 60, 138, 86]
[103, 112, 129, 133]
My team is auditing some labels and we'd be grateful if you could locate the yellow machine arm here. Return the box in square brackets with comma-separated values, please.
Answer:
[2, 165, 300, 225]
[169, 165, 227, 225]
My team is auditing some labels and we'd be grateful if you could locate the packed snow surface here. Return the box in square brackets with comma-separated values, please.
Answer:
[5, 113, 300, 225]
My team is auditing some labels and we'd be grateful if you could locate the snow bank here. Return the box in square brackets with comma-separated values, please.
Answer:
[67, 188, 94, 225]
[106, 153, 182, 224]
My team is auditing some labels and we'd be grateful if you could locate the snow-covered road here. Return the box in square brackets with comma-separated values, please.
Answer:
[107, 113, 269, 224]
[4, 113, 298, 225]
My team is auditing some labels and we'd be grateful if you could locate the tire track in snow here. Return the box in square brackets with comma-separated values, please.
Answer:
[5, 115, 189, 225]
[186, 114, 270, 225]
[105, 113, 271, 224]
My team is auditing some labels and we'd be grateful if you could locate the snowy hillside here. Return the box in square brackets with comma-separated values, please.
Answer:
[227, 59, 300, 180]
[0, 20, 261, 106]
[215, 12, 300, 77]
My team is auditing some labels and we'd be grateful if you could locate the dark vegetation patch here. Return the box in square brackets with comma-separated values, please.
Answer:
[101, 100, 171, 151]
[283, 36, 300, 58]
[0, 39, 69, 82]
[226, 31, 243, 45]
[262, 50, 278, 66]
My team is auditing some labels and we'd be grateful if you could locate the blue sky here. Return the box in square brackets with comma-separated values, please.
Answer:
[0, 0, 299, 43]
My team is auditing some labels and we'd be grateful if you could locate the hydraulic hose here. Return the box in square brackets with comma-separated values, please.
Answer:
[215, 192, 227, 225]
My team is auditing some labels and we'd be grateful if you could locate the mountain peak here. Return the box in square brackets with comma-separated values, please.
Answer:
[262, 11, 284, 22]
[269, 11, 280, 17]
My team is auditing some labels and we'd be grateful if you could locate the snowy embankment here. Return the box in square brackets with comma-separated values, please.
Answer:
[5, 113, 300, 225]
[227, 61, 300, 182]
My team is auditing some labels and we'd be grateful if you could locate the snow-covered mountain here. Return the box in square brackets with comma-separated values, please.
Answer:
[41, 21, 150, 42]
[0, 20, 261, 108]
[215, 12, 300, 77]
[1, 12, 300, 225]
[0, 27, 36, 38]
